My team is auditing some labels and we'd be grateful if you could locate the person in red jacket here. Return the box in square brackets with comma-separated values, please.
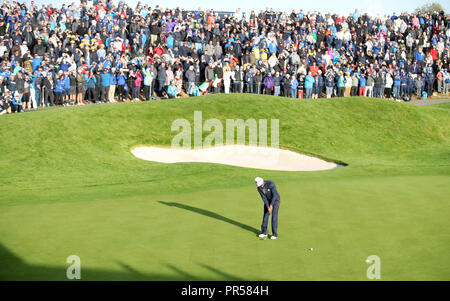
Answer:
[154, 44, 165, 58]
[207, 13, 215, 25]
[309, 62, 319, 77]
[430, 46, 438, 61]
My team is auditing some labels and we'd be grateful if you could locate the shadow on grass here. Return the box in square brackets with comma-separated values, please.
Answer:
[0, 243, 244, 281]
[158, 201, 260, 236]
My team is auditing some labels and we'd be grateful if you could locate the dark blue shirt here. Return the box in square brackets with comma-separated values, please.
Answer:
[257, 180, 281, 208]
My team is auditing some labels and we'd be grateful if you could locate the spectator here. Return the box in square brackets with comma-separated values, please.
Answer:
[0, 1, 447, 115]
[0, 89, 12, 115]
[223, 65, 235, 94]
[415, 74, 425, 99]
[325, 70, 335, 99]
[54, 74, 65, 106]
[234, 66, 244, 93]
[315, 71, 324, 99]
[290, 75, 299, 98]
[116, 69, 127, 103]
[406, 73, 414, 101]
[10, 92, 23, 113]
[425, 70, 435, 98]
[85, 71, 97, 103]
[100, 68, 112, 103]
[254, 70, 263, 95]
[43, 72, 55, 107]
[436, 68, 444, 95]
[304, 72, 314, 99]
[282, 74, 290, 97]
[142, 65, 153, 101]
[374, 73, 384, 98]
[109, 68, 117, 103]
[358, 73, 366, 97]
[167, 81, 178, 98]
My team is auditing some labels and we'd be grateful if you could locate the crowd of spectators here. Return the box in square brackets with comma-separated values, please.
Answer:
[1, 0, 450, 115]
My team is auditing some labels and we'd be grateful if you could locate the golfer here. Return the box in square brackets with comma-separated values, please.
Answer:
[255, 177, 281, 239]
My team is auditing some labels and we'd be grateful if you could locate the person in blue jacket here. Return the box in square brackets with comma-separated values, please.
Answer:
[109, 68, 117, 103]
[245, 69, 254, 94]
[32, 53, 42, 72]
[255, 177, 281, 240]
[263, 73, 274, 95]
[116, 69, 127, 102]
[166, 33, 174, 49]
[290, 75, 299, 98]
[358, 72, 366, 97]
[84, 71, 97, 103]
[10, 92, 23, 113]
[268, 41, 277, 54]
[63, 71, 71, 103]
[414, 48, 425, 69]
[54, 74, 65, 106]
[325, 71, 335, 98]
[167, 81, 178, 98]
[100, 68, 112, 103]
[425, 70, 435, 98]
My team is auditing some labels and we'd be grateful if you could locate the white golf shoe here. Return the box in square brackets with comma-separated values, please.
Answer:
[258, 233, 268, 238]
[270, 236, 278, 240]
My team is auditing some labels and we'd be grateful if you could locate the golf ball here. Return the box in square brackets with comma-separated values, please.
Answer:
[309, 248, 314, 251]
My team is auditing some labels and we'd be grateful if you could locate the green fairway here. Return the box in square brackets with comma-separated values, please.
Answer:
[0, 94, 449, 280]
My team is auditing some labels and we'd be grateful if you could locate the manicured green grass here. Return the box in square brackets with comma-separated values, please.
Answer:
[0, 95, 449, 280]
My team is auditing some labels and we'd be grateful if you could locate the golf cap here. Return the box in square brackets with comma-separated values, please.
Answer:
[254, 177, 264, 187]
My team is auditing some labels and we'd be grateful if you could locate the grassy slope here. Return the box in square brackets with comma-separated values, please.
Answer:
[0, 95, 449, 280]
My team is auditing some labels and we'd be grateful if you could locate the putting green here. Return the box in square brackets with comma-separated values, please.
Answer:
[0, 95, 449, 280]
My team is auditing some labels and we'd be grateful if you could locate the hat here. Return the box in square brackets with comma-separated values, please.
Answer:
[254, 177, 264, 187]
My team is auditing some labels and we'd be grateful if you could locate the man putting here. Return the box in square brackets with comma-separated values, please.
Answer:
[255, 177, 281, 239]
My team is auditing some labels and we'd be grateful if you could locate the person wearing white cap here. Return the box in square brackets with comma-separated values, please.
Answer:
[255, 177, 281, 239]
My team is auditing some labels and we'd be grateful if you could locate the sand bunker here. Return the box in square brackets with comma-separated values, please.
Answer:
[131, 145, 341, 171]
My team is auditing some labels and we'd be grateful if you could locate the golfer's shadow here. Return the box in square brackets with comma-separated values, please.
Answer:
[158, 201, 260, 236]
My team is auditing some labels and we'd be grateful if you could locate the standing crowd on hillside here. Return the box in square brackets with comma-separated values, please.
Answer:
[0, 0, 450, 115]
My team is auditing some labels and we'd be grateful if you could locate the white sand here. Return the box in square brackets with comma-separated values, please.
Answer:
[131, 145, 341, 171]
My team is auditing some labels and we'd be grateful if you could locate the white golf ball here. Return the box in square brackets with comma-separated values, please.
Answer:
[309, 248, 314, 251]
